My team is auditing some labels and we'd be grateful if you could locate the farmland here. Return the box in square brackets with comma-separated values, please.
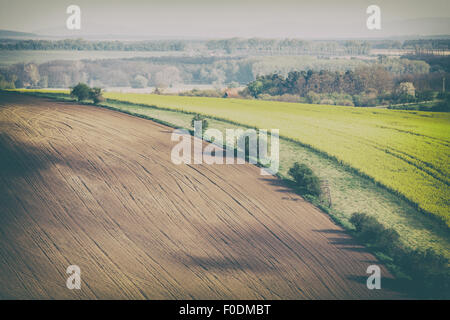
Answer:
[104, 93, 450, 227]
[0, 91, 404, 299]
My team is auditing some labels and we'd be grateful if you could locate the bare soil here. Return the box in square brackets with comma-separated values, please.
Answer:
[0, 91, 402, 299]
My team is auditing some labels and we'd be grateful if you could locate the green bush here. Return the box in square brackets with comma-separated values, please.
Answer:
[350, 212, 399, 252]
[89, 87, 104, 104]
[70, 83, 104, 104]
[70, 83, 91, 101]
[288, 162, 321, 196]
[349, 212, 449, 298]
[395, 247, 449, 297]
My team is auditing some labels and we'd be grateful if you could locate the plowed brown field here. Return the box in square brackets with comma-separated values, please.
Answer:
[0, 91, 402, 299]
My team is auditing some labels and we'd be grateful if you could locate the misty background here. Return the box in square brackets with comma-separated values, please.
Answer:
[0, 0, 448, 108]
[0, 0, 449, 39]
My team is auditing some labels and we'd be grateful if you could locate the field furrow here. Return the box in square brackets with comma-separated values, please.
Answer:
[0, 92, 401, 299]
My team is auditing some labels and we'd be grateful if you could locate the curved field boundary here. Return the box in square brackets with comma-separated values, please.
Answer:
[103, 93, 450, 227]
[0, 91, 402, 299]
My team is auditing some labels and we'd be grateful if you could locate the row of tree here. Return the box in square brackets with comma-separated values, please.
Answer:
[2, 38, 447, 55]
[206, 39, 372, 55]
[243, 67, 447, 106]
[371, 39, 450, 50]
[0, 55, 435, 90]
[246, 67, 403, 97]
[0, 39, 186, 51]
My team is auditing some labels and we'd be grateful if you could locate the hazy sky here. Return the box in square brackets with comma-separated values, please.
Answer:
[0, 0, 449, 38]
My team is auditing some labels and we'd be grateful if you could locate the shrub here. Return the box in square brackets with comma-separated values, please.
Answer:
[71, 83, 104, 104]
[89, 87, 104, 104]
[288, 162, 321, 196]
[70, 83, 91, 101]
[247, 80, 263, 98]
[350, 212, 399, 252]
[349, 212, 449, 298]
[395, 247, 449, 297]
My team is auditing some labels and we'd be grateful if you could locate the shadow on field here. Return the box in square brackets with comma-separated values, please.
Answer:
[0, 133, 58, 179]
[327, 237, 368, 252]
[176, 254, 270, 273]
[258, 176, 303, 195]
[170, 226, 301, 274]
[346, 275, 402, 297]
[312, 228, 346, 234]
[0, 133, 62, 226]
[171, 224, 374, 277]
[312, 229, 367, 253]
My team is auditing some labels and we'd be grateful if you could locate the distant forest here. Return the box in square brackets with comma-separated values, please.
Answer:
[0, 37, 448, 109]
[0, 39, 186, 51]
[0, 55, 437, 90]
[0, 38, 449, 55]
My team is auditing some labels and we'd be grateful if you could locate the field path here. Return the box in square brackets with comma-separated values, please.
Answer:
[0, 92, 402, 299]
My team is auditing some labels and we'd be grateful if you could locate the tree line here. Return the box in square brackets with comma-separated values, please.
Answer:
[1, 38, 447, 55]
[0, 39, 186, 51]
[0, 54, 434, 90]
[242, 65, 448, 107]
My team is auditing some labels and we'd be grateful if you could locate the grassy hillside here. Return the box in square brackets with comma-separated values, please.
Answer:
[104, 93, 450, 227]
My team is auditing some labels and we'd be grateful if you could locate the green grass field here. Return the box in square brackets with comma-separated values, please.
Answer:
[104, 93, 450, 227]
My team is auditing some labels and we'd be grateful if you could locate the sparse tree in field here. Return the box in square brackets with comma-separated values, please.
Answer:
[288, 162, 321, 196]
[89, 87, 104, 104]
[247, 80, 263, 98]
[70, 83, 104, 104]
[70, 83, 91, 101]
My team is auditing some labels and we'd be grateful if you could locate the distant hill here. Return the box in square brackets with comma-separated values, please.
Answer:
[0, 30, 38, 38]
